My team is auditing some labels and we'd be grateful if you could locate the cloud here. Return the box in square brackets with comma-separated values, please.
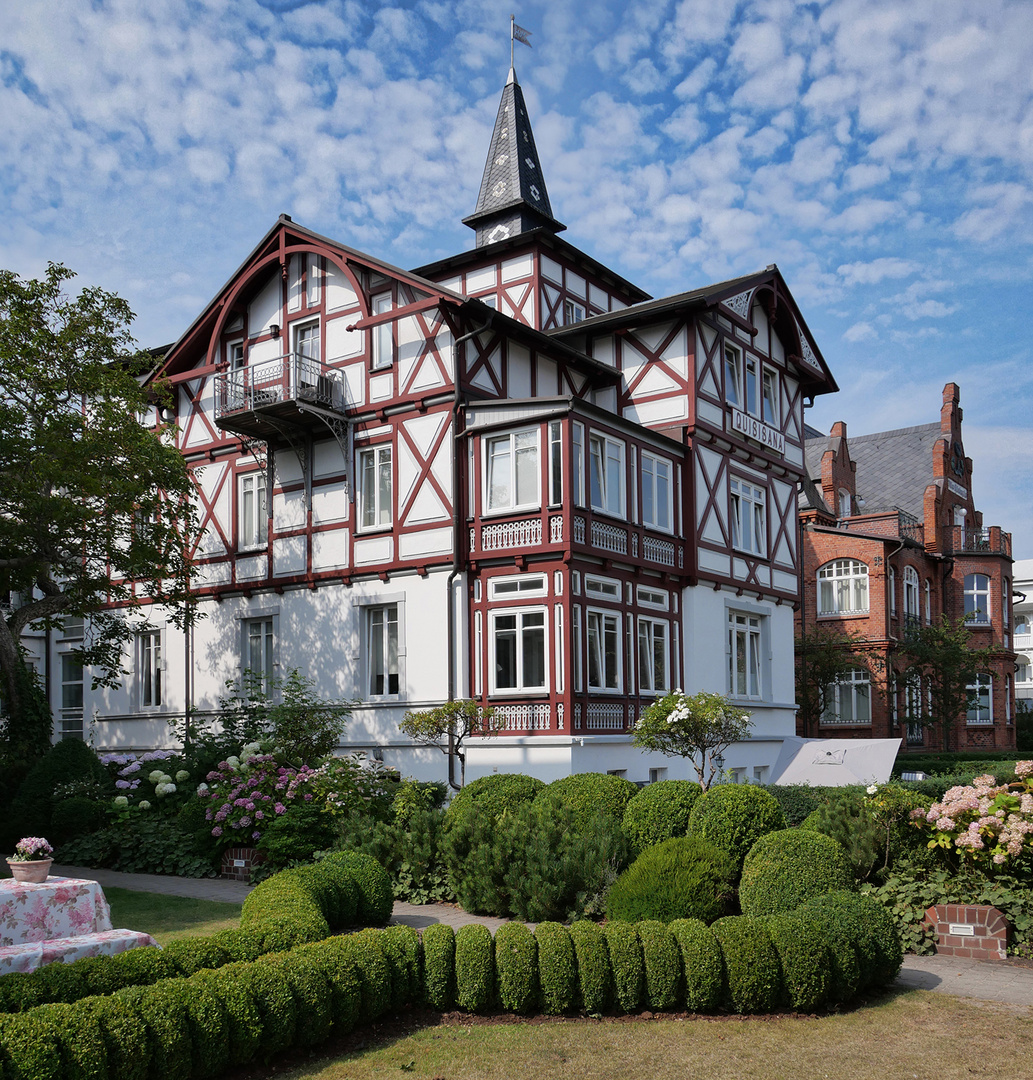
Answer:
[837, 257, 918, 285]
[843, 321, 877, 343]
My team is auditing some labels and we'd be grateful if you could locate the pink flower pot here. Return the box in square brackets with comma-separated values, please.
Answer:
[6, 859, 53, 883]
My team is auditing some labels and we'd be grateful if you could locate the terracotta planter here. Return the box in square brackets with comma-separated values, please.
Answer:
[6, 858, 53, 884]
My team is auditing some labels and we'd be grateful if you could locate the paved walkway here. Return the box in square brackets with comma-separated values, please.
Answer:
[50, 864, 1033, 1009]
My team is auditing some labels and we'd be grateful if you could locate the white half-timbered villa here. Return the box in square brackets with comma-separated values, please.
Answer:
[41, 67, 838, 784]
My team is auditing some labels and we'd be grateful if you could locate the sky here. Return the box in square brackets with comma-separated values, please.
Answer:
[3, 0, 1032, 560]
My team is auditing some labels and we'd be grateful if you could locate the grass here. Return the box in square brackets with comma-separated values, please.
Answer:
[278, 992, 1032, 1080]
[104, 887, 242, 944]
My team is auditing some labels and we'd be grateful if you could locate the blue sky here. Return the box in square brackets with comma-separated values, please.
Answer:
[3, 0, 1032, 558]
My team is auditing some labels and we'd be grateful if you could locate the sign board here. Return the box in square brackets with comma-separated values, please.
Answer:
[731, 408, 785, 455]
[948, 924, 975, 937]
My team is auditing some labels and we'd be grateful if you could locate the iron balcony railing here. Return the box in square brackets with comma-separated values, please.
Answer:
[944, 525, 1012, 557]
[214, 353, 344, 419]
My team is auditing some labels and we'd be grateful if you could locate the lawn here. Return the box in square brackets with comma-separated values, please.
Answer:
[278, 991, 1031, 1080]
[104, 887, 242, 945]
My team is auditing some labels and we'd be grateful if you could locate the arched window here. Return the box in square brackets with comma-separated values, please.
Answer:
[818, 559, 869, 616]
[966, 673, 993, 725]
[903, 567, 920, 620]
[964, 574, 991, 624]
[1016, 616, 1031, 638]
[1016, 656, 1032, 686]
[924, 579, 932, 623]
[838, 489, 851, 517]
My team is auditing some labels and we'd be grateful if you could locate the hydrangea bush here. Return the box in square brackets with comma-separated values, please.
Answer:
[99, 749, 191, 817]
[910, 763, 1033, 869]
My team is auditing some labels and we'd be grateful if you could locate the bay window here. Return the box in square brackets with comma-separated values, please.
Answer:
[485, 429, 539, 512]
[818, 559, 869, 615]
[491, 609, 547, 693]
[587, 610, 621, 691]
[640, 451, 672, 532]
[589, 433, 624, 516]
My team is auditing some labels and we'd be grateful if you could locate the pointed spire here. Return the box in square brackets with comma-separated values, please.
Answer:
[463, 67, 565, 247]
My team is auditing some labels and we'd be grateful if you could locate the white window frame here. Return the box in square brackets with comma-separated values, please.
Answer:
[563, 299, 585, 325]
[138, 629, 163, 709]
[640, 451, 673, 533]
[587, 608, 622, 692]
[366, 603, 401, 698]
[925, 580, 932, 624]
[636, 585, 670, 611]
[761, 366, 779, 426]
[967, 673, 993, 726]
[572, 422, 585, 508]
[588, 433, 625, 518]
[903, 567, 920, 620]
[371, 293, 393, 369]
[889, 567, 897, 616]
[637, 615, 669, 696]
[357, 443, 393, 531]
[548, 421, 563, 507]
[822, 667, 872, 726]
[239, 471, 268, 551]
[585, 574, 621, 600]
[727, 610, 764, 700]
[964, 574, 992, 625]
[484, 428, 540, 514]
[838, 488, 851, 518]
[59, 652, 84, 740]
[228, 339, 245, 370]
[572, 604, 583, 692]
[817, 559, 869, 616]
[243, 615, 277, 691]
[730, 477, 766, 557]
[489, 606, 548, 695]
[724, 342, 743, 408]
[293, 319, 321, 363]
[489, 574, 548, 600]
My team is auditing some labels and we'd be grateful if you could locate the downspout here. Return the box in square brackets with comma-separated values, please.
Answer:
[446, 315, 493, 789]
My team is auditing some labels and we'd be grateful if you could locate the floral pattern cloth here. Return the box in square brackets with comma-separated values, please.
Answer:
[0, 876, 113, 947]
[0, 928, 159, 975]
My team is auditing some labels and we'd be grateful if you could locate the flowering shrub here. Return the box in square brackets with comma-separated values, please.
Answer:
[11, 836, 53, 861]
[910, 763, 1033, 869]
[98, 749, 190, 816]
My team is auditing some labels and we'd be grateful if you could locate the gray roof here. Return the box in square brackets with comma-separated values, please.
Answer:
[805, 421, 943, 520]
[463, 68, 564, 244]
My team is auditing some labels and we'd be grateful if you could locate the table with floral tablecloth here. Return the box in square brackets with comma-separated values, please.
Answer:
[0, 876, 113, 946]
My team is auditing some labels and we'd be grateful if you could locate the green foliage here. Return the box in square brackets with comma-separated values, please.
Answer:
[235, 960, 296, 1057]
[56, 815, 218, 879]
[8, 739, 110, 841]
[621, 780, 702, 852]
[568, 920, 612, 1015]
[118, 979, 193, 1080]
[391, 778, 448, 822]
[181, 976, 231, 1079]
[710, 916, 783, 1014]
[400, 699, 498, 789]
[605, 835, 735, 924]
[534, 923, 577, 1015]
[443, 796, 628, 921]
[739, 829, 853, 916]
[637, 920, 682, 1011]
[445, 772, 545, 824]
[795, 625, 874, 737]
[260, 951, 331, 1050]
[162, 937, 231, 978]
[535, 772, 638, 832]
[336, 930, 390, 1023]
[47, 796, 107, 846]
[380, 925, 422, 1010]
[293, 939, 361, 1035]
[191, 967, 262, 1069]
[320, 851, 393, 926]
[494, 923, 539, 1014]
[763, 910, 831, 1012]
[687, 783, 786, 873]
[863, 865, 1033, 956]
[0, 263, 198, 761]
[422, 924, 456, 1011]
[669, 919, 724, 1013]
[763, 783, 844, 826]
[454, 924, 495, 1013]
[88, 993, 151, 1080]
[632, 690, 753, 788]
[240, 868, 330, 946]
[0, 1009, 65, 1080]
[603, 922, 644, 1013]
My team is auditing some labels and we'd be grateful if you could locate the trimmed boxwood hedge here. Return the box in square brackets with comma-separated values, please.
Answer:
[603, 922, 644, 1013]
[762, 910, 831, 1012]
[710, 916, 784, 1014]
[534, 923, 577, 1015]
[669, 919, 724, 1013]
[445, 773, 545, 824]
[568, 920, 612, 1016]
[687, 784, 787, 873]
[637, 921, 682, 1011]
[739, 829, 853, 916]
[494, 923, 539, 1014]
[622, 780, 703, 852]
[455, 924, 496, 1013]
[422, 924, 456, 1011]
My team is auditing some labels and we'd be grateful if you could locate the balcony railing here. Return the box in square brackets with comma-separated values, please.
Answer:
[214, 354, 344, 419]
[944, 525, 1012, 557]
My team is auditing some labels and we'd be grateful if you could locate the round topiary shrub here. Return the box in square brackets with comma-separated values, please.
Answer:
[739, 829, 853, 916]
[455, 923, 495, 1013]
[445, 773, 545, 824]
[10, 738, 110, 840]
[603, 922, 644, 1013]
[622, 780, 703, 852]
[381, 925, 422, 1009]
[422, 924, 456, 1011]
[535, 923, 577, 1015]
[669, 919, 724, 1013]
[806, 891, 903, 990]
[494, 923, 539, 1014]
[637, 920, 682, 1011]
[687, 784, 786, 872]
[792, 893, 863, 1004]
[320, 852, 393, 927]
[762, 910, 831, 1012]
[535, 773, 638, 833]
[604, 835, 735, 925]
[710, 916, 783, 1014]
[568, 920, 612, 1015]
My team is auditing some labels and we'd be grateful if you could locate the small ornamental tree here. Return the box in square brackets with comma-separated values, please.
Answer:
[399, 700, 499, 790]
[795, 626, 879, 737]
[632, 690, 752, 791]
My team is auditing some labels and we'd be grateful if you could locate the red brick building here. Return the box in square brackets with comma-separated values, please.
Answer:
[798, 384, 1015, 751]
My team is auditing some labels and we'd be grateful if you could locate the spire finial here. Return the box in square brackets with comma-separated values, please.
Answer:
[510, 14, 531, 71]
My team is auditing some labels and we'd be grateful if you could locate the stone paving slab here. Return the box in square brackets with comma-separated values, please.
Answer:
[48, 866, 1033, 1009]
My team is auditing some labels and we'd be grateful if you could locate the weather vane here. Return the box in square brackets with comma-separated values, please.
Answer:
[510, 14, 532, 68]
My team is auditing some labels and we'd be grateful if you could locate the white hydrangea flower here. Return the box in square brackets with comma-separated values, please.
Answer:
[196, 782, 209, 796]
[867, 784, 879, 795]
[175, 770, 189, 782]
[113, 795, 129, 809]
[148, 770, 164, 783]
[138, 800, 152, 810]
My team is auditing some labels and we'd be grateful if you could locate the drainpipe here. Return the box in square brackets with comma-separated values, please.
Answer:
[445, 315, 492, 788]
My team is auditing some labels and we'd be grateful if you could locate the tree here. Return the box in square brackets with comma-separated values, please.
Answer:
[895, 614, 1005, 752]
[631, 689, 752, 790]
[795, 625, 881, 737]
[399, 699, 499, 790]
[0, 263, 197, 763]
